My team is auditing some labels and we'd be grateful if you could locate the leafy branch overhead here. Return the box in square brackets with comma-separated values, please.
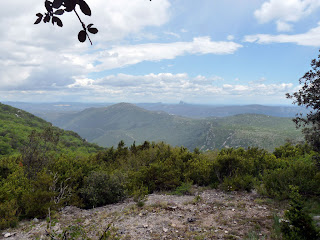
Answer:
[34, 0, 98, 45]
[35, 0, 152, 45]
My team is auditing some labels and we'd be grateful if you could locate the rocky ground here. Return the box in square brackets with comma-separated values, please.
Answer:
[1, 188, 286, 240]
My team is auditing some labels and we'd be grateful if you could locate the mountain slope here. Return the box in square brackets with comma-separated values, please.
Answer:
[137, 103, 308, 118]
[0, 102, 102, 155]
[50, 103, 303, 151]
[52, 103, 210, 149]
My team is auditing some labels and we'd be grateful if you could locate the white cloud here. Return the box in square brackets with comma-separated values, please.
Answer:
[0, 0, 243, 93]
[276, 21, 293, 32]
[87, 37, 243, 71]
[64, 73, 296, 103]
[244, 22, 320, 46]
[164, 31, 181, 38]
[254, 0, 320, 31]
[222, 82, 293, 96]
[1, 72, 296, 104]
[90, 0, 170, 42]
[0, 0, 171, 91]
[227, 35, 235, 41]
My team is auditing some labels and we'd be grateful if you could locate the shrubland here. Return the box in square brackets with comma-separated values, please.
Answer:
[1, 127, 320, 234]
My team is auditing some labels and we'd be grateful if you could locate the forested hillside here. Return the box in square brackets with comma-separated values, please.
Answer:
[46, 103, 303, 152]
[0, 103, 102, 156]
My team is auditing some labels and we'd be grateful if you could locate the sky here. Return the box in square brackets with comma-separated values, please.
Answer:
[1, 0, 320, 105]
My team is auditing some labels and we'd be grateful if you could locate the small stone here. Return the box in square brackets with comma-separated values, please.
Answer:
[313, 216, 320, 221]
[33, 218, 40, 223]
[214, 230, 219, 233]
[4, 233, 11, 238]
[171, 223, 176, 227]
[224, 230, 229, 234]
[167, 206, 177, 211]
[232, 208, 235, 211]
[163, 227, 168, 233]
[143, 224, 149, 228]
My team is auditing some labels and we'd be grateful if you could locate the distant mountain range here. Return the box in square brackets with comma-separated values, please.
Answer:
[137, 102, 309, 118]
[27, 102, 303, 152]
[4, 101, 308, 119]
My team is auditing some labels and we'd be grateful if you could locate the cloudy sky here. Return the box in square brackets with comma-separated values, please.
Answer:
[1, 0, 320, 105]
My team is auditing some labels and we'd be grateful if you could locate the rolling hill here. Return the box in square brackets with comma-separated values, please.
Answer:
[0, 102, 102, 155]
[49, 103, 304, 152]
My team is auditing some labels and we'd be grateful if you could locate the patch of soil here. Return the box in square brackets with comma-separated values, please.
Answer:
[0, 188, 284, 240]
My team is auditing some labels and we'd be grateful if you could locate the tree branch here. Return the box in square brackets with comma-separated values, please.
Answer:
[73, 8, 92, 45]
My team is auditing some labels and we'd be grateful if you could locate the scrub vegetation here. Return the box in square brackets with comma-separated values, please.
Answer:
[0, 124, 320, 238]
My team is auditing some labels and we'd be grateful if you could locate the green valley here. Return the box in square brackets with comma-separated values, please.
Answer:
[47, 102, 303, 152]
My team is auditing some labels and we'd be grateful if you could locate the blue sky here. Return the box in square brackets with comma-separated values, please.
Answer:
[1, 0, 320, 105]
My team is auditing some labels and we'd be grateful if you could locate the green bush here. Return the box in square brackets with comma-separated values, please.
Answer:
[184, 155, 213, 186]
[80, 171, 125, 208]
[213, 151, 248, 183]
[220, 174, 255, 192]
[260, 158, 320, 199]
[50, 154, 99, 207]
[21, 171, 56, 218]
[0, 199, 19, 229]
[132, 184, 148, 207]
[280, 186, 319, 240]
[273, 143, 312, 159]
[134, 162, 182, 192]
[173, 182, 193, 196]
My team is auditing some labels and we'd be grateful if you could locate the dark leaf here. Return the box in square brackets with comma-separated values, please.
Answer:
[88, 27, 98, 34]
[64, 0, 77, 12]
[78, 30, 87, 42]
[54, 9, 64, 15]
[87, 24, 94, 28]
[52, 0, 63, 9]
[34, 14, 43, 24]
[78, 0, 91, 16]
[45, 0, 53, 12]
[44, 14, 51, 23]
[52, 16, 63, 27]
